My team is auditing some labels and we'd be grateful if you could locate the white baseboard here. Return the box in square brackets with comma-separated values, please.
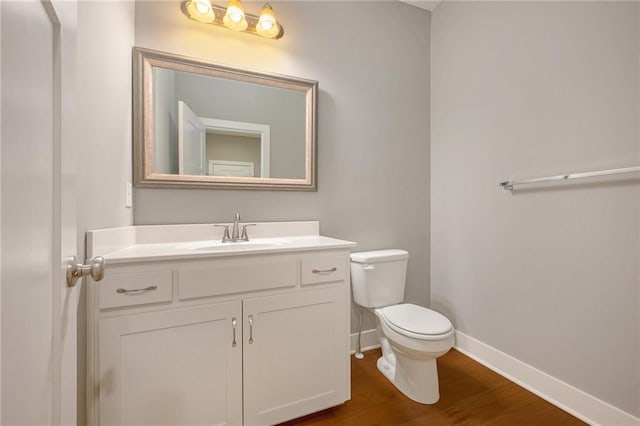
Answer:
[350, 328, 380, 354]
[454, 330, 640, 426]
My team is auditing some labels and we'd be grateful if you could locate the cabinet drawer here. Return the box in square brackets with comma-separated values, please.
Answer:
[301, 256, 345, 285]
[178, 257, 297, 300]
[99, 269, 173, 309]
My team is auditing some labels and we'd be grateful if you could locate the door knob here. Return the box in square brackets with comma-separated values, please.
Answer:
[66, 256, 106, 287]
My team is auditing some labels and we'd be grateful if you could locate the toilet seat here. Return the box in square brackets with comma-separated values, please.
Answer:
[379, 304, 453, 341]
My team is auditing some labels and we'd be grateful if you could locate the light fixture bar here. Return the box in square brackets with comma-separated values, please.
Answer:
[181, 1, 284, 39]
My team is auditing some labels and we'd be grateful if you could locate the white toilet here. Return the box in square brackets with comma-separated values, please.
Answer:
[350, 249, 454, 404]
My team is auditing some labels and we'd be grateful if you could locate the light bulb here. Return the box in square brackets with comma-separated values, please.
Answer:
[256, 3, 280, 38]
[186, 0, 215, 23]
[223, 0, 248, 31]
[195, 0, 211, 13]
[229, 7, 242, 22]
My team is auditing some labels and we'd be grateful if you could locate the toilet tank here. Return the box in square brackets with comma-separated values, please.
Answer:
[350, 249, 409, 308]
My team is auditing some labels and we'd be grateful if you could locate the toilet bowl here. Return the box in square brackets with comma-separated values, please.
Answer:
[350, 250, 454, 404]
[374, 303, 454, 403]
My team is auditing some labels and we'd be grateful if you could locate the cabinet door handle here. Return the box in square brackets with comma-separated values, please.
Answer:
[116, 285, 157, 294]
[248, 315, 254, 344]
[312, 267, 337, 274]
[231, 317, 237, 348]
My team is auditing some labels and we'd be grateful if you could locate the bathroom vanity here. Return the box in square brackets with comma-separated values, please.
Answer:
[86, 221, 355, 426]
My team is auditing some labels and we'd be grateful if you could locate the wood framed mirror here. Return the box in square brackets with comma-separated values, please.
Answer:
[133, 47, 317, 190]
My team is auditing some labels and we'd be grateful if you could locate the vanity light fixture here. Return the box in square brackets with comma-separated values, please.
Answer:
[182, 0, 284, 39]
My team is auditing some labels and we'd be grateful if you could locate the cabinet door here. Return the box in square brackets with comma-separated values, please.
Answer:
[99, 302, 242, 426]
[243, 286, 348, 426]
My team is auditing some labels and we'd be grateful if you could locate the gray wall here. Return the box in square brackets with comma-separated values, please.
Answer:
[76, 2, 135, 423]
[153, 67, 178, 174]
[431, 1, 640, 416]
[134, 1, 432, 331]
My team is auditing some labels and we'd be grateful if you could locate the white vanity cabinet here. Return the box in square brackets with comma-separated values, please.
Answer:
[98, 301, 243, 426]
[87, 249, 351, 426]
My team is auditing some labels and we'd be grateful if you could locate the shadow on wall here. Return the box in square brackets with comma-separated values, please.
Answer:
[430, 296, 458, 332]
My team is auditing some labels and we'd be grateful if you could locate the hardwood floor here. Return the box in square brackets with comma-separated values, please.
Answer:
[280, 349, 586, 426]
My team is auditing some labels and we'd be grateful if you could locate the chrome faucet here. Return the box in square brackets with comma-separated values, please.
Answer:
[215, 213, 255, 243]
[231, 212, 241, 241]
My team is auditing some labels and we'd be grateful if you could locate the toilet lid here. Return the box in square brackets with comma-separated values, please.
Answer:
[380, 303, 452, 336]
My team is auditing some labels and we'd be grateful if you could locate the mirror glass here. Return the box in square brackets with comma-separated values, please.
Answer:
[134, 47, 317, 190]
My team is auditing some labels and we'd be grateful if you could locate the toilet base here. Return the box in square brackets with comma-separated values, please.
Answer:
[376, 344, 441, 404]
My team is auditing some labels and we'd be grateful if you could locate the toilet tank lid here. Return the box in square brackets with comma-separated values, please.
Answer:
[350, 249, 409, 263]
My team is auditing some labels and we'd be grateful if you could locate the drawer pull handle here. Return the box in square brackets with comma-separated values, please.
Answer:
[116, 285, 158, 294]
[248, 315, 254, 344]
[231, 318, 237, 348]
[312, 267, 337, 275]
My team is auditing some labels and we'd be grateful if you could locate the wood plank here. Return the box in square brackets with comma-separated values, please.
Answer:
[279, 349, 586, 425]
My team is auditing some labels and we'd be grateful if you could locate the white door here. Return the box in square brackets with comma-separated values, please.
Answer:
[243, 287, 348, 426]
[209, 160, 255, 177]
[99, 303, 243, 426]
[178, 101, 206, 175]
[1, 0, 78, 424]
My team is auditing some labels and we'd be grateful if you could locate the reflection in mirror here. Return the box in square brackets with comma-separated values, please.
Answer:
[134, 47, 317, 190]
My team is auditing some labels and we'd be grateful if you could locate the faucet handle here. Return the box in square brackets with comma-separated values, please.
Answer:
[234, 212, 241, 222]
[214, 224, 231, 242]
[240, 224, 256, 241]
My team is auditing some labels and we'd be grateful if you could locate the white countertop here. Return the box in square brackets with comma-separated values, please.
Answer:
[97, 236, 355, 264]
[87, 221, 356, 265]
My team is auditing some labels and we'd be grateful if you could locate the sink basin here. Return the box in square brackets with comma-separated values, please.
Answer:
[176, 238, 291, 252]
